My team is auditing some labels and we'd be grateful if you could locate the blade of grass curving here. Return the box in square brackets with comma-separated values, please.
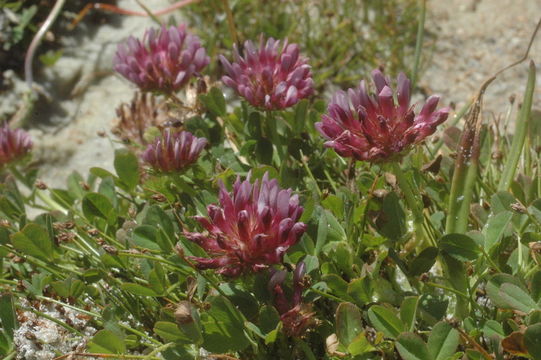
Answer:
[497, 61, 536, 191]
[411, 0, 427, 89]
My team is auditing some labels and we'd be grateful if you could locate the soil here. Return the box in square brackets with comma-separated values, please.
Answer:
[1, 0, 540, 190]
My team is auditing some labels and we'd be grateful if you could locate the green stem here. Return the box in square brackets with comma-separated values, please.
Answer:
[498, 61, 536, 191]
[411, 0, 426, 89]
[266, 110, 285, 164]
[221, 0, 239, 45]
[20, 306, 84, 336]
[309, 287, 348, 303]
[391, 162, 424, 249]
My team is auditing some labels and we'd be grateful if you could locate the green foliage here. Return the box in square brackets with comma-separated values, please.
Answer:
[184, 0, 421, 91]
[1, 2, 540, 359]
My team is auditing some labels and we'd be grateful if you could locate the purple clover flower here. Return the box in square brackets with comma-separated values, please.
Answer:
[184, 172, 307, 277]
[114, 25, 209, 93]
[316, 69, 450, 162]
[142, 129, 207, 172]
[219, 36, 314, 110]
[0, 123, 32, 167]
[269, 261, 316, 337]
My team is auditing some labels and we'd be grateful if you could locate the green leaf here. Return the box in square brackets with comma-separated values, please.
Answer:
[131, 225, 162, 251]
[376, 192, 406, 240]
[199, 87, 226, 117]
[335, 302, 363, 347]
[532, 271, 541, 303]
[142, 205, 175, 249]
[0, 294, 17, 342]
[120, 283, 158, 297]
[10, 223, 54, 262]
[87, 329, 125, 354]
[483, 320, 504, 338]
[322, 274, 353, 302]
[427, 321, 460, 360]
[439, 233, 480, 261]
[483, 210, 513, 252]
[400, 296, 419, 332]
[201, 296, 249, 353]
[499, 283, 539, 313]
[255, 138, 273, 165]
[114, 149, 140, 191]
[51, 277, 85, 299]
[314, 208, 328, 255]
[525, 323, 541, 360]
[418, 294, 448, 325]
[258, 305, 280, 334]
[367, 305, 405, 339]
[486, 273, 527, 308]
[347, 276, 372, 307]
[348, 332, 375, 356]
[396, 332, 431, 360]
[153, 321, 190, 343]
[409, 247, 438, 276]
[82, 192, 117, 225]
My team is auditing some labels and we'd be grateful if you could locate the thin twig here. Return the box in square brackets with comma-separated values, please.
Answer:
[24, 0, 67, 88]
[69, 0, 200, 29]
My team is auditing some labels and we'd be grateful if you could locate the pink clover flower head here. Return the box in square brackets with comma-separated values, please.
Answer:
[184, 172, 307, 277]
[219, 36, 314, 110]
[142, 129, 207, 172]
[114, 24, 210, 93]
[269, 261, 316, 337]
[0, 123, 32, 166]
[316, 69, 450, 162]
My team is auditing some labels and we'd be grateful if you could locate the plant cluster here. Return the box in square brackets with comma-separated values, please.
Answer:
[0, 3, 541, 360]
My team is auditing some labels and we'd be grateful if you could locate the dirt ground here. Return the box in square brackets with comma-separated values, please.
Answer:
[423, 0, 541, 119]
[3, 0, 541, 190]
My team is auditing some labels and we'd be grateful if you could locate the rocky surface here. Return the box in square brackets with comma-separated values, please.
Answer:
[423, 0, 541, 118]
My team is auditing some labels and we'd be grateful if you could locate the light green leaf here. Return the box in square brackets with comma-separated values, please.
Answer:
[427, 321, 460, 360]
[367, 305, 405, 339]
[336, 302, 363, 347]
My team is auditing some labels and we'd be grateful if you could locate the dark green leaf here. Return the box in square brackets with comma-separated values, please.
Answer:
[376, 192, 405, 240]
[409, 247, 438, 276]
[255, 138, 273, 165]
[0, 294, 17, 341]
[258, 305, 280, 334]
[439, 233, 480, 261]
[419, 294, 448, 324]
[525, 323, 541, 360]
[532, 271, 541, 303]
[10, 223, 54, 262]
